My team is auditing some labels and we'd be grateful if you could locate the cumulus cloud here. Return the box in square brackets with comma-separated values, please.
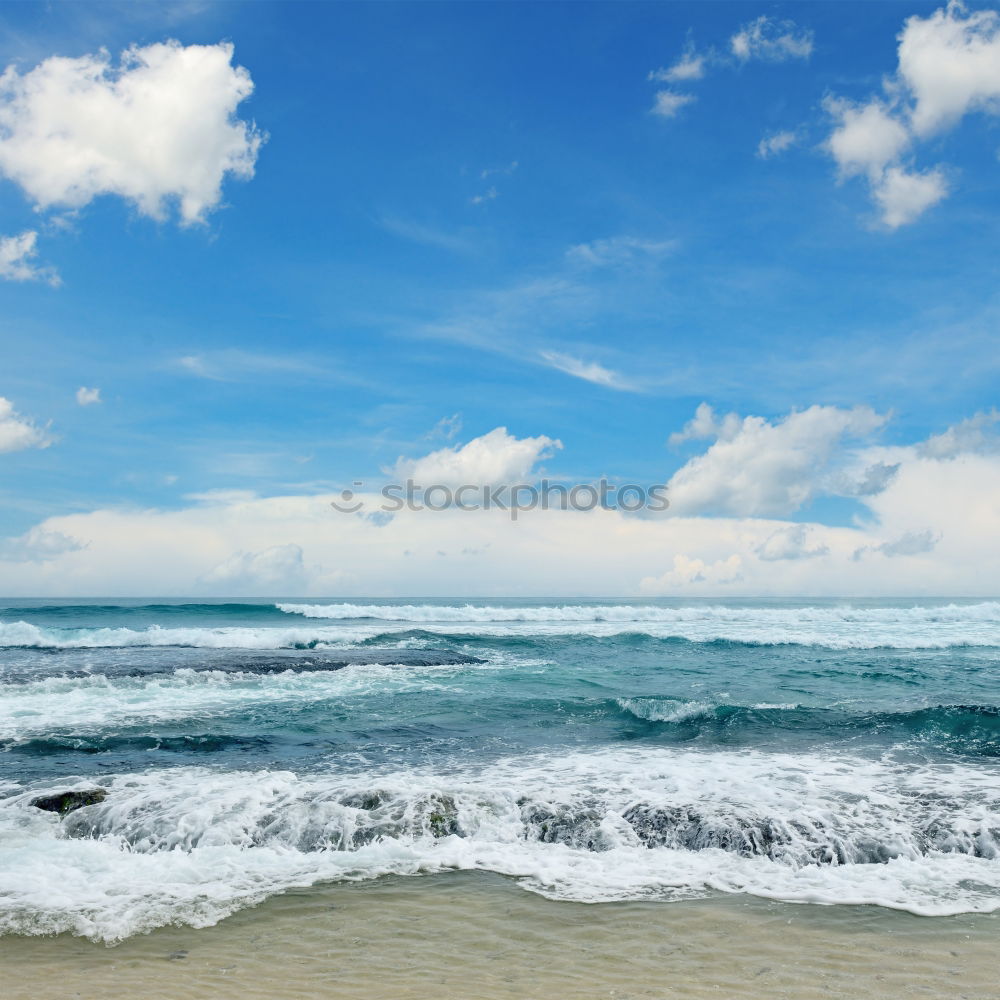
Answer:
[539, 351, 636, 391]
[4, 410, 1000, 597]
[0, 397, 53, 453]
[391, 427, 562, 486]
[898, 2, 1000, 136]
[75, 386, 101, 406]
[665, 403, 887, 516]
[756, 130, 797, 159]
[825, 99, 911, 179]
[0, 231, 59, 285]
[3, 411, 1000, 596]
[823, 3, 1000, 227]
[872, 164, 949, 228]
[651, 90, 695, 118]
[201, 543, 307, 593]
[0, 40, 263, 225]
[730, 16, 814, 62]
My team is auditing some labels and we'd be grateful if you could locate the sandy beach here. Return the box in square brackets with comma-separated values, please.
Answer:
[2, 871, 996, 1000]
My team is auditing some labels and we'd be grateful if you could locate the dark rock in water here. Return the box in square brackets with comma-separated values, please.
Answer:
[30, 788, 107, 815]
[425, 794, 460, 837]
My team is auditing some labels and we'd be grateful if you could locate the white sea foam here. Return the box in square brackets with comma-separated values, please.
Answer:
[3, 747, 999, 941]
[274, 601, 1000, 649]
[0, 621, 376, 650]
[617, 698, 716, 722]
[278, 600, 1000, 624]
[3, 601, 1000, 649]
[0, 665, 452, 740]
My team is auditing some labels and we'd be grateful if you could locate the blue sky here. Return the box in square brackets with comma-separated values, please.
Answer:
[1, 1, 999, 595]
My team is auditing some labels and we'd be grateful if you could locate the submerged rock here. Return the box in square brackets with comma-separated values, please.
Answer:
[30, 788, 107, 816]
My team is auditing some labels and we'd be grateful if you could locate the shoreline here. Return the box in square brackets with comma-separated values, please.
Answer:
[1, 871, 996, 1000]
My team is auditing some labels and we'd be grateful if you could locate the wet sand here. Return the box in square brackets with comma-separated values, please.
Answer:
[1, 872, 996, 1000]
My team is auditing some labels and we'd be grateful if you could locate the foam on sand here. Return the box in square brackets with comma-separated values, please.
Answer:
[3, 746, 999, 941]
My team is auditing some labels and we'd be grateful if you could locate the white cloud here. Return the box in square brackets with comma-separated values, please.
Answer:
[201, 543, 307, 593]
[4, 412, 1000, 595]
[5, 410, 1000, 596]
[539, 350, 636, 391]
[898, 2, 1000, 137]
[668, 401, 743, 446]
[730, 16, 814, 62]
[0, 230, 59, 285]
[565, 235, 677, 268]
[0, 526, 85, 562]
[824, 99, 911, 180]
[651, 90, 696, 118]
[75, 386, 101, 406]
[392, 427, 562, 487]
[823, 4, 1000, 227]
[665, 404, 887, 516]
[756, 130, 797, 159]
[649, 47, 706, 83]
[872, 165, 949, 228]
[919, 409, 1000, 458]
[0, 396, 53, 453]
[0, 40, 263, 225]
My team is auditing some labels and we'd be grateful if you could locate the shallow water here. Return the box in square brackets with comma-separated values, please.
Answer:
[1, 597, 999, 942]
[1, 873, 996, 1000]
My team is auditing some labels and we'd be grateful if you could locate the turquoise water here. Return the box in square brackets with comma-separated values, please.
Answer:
[1, 597, 999, 941]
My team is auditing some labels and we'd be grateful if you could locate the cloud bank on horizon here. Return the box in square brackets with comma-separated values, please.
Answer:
[1, 1, 999, 595]
[3, 405, 999, 596]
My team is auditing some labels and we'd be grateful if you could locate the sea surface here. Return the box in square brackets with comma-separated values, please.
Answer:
[1, 597, 999, 943]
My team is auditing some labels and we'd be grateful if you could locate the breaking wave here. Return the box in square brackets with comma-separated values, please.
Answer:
[3, 747, 999, 941]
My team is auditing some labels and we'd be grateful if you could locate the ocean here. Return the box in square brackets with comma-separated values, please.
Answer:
[1, 597, 999, 958]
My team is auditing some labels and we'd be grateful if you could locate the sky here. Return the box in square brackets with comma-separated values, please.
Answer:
[0, 0, 999, 596]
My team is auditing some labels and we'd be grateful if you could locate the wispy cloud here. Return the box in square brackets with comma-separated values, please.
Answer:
[647, 14, 812, 126]
[649, 44, 706, 83]
[756, 130, 797, 159]
[377, 212, 474, 253]
[730, 16, 814, 62]
[470, 185, 498, 205]
[566, 235, 677, 269]
[539, 350, 639, 391]
[171, 350, 336, 382]
[480, 160, 518, 180]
